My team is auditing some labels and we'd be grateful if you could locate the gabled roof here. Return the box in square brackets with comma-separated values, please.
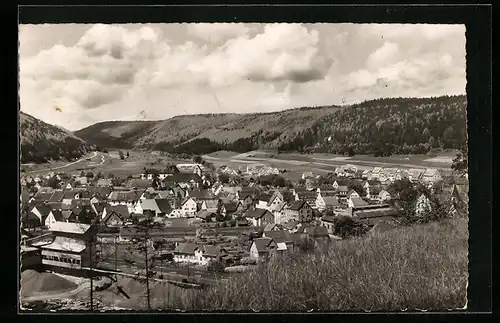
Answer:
[32, 205, 53, 217]
[107, 205, 130, 219]
[322, 196, 342, 207]
[305, 226, 329, 238]
[102, 210, 124, 224]
[263, 230, 292, 243]
[288, 200, 310, 211]
[174, 242, 199, 255]
[252, 237, 275, 252]
[423, 168, 440, 177]
[334, 179, 350, 186]
[355, 207, 400, 219]
[108, 191, 142, 202]
[167, 173, 202, 183]
[369, 187, 383, 195]
[49, 222, 92, 235]
[245, 208, 273, 219]
[50, 210, 64, 222]
[223, 201, 240, 213]
[202, 245, 227, 258]
[202, 199, 219, 209]
[155, 198, 173, 214]
[337, 186, 349, 192]
[126, 179, 153, 189]
[321, 215, 336, 223]
[48, 190, 65, 202]
[33, 192, 53, 202]
[196, 210, 215, 220]
[350, 197, 370, 208]
[63, 191, 79, 199]
[187, 189, 215, 200]
[259, 193, 273, 203]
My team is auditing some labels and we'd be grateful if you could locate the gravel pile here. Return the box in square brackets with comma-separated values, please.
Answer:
[21, 270, 77, 296]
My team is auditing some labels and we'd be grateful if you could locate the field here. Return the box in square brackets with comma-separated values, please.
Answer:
[184, 217, 469, 311]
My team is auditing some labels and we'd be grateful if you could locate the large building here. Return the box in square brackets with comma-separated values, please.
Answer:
[40, 222, 97, 271]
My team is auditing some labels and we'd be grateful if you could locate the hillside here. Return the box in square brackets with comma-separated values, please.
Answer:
[74, 95, 467, 156]
[20, 112, 92, 163]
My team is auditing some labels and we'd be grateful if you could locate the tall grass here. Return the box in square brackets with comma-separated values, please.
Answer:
[184, 217, 468, 311]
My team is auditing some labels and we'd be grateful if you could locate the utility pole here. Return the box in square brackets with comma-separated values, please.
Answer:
[89, 231, 94, 311]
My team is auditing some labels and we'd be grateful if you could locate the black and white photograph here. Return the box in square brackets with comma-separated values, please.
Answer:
[19, 21, 469, 312]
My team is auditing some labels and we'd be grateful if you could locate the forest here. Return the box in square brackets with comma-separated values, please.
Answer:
[150, 95, 467, 157]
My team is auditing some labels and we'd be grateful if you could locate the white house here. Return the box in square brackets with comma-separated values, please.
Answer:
[378, 190, 392, 203]
[181, 197, 198, 217]
[249, 238, 277, 260]
[421, 169, 442, 183]
[173, 243, 208, 265]
[44, 210, 64, 229]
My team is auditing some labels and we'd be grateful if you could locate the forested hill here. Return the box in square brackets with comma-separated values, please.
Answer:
[75, 95, 467, 156]
[20, 112, 93, 163]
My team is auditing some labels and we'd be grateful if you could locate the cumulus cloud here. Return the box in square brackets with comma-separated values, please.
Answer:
[18, 23, 466, 130]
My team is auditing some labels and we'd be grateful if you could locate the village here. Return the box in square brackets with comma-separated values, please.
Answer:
[19, 154, 469, 309]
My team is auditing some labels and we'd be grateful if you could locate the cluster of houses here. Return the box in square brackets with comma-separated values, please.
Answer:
[20, 159, 468, 272]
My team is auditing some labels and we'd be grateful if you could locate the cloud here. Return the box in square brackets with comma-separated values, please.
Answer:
[19, 23, 466, 131]
[186, 23, 251, 43]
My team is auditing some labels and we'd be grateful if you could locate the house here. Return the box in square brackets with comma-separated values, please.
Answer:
[29, 205, 53, 226]
[421, 168, 442, 183]
[70, 205, 97, 224]
[61, 182, 73, 190]
[211, 183, 224, 196]
[303, 226, 330, 245]
[196, 210, 216, 222]
[285, 201, 313, 223]
[44, 210, 64, 229]
[155, 198, 174, 216]
[102, 205, 130, 222]
[367, 186, 382, 200]
[353, 207, 401, 226]
[181, 197, 198, 217]
[176, 164, 203, 177]
[173, 243, 207, 265]
[126, 179, 154, 190]
[262, 230, 294, 252]
[202, 245, 229, 263]
[223, 201, 244, 219]
[301, 172, 314, 180]
[347, 190, 360, 200]
[96, 179, 112, 187]
[348, 197, 370, 208]
[186, 189, 216, 201]
[244, 208, 274, 227]
[75, 177, 88, 186]
[415, 193, 432, 217]
[316, 194, 343, 211]
[200, 199, 219, 213]
[320, 215, 336, 234]
[101, 210, 124, 227]
[271, 202, 287, 224]
[294, 191, 318, 206]
[408, 169, 425, 182]
[40, 222, 97, 270]
[451, 183, 469, 204]
[316, 185, 336, 195]
[336, 185, 349, 199]
[249, 238, 277, 260]
[107, 191, 142, 213]
[166, 173, 203, 189]
[378, 190, 392, 203]
[238, 194, 255, 210]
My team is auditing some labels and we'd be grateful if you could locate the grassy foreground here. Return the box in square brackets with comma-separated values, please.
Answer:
[184, 217, 468, 311]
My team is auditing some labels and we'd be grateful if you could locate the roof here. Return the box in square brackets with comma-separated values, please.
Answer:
[140, 199, 161, 213]
[33, 192, 53, 202]
[48, 190, 65, 202]
[281, 220, 299, 230]
[263, 223, 277, 232]
[369, 187, 382, 195]
[107, 205, 130, 219]
[90, 186, 113, 198]
[321, 215, 336, 223]
[102, 210, 124, 224]
[196, 210, 215, 220]
[202, 199, 219, 209]
[423, 168, 440, 177]
[96, 179, 112, 187]
[155, 198, 173, 214]
[50, 210, 64, 221]
[350, 197, 370, 208]
[187, 189, 215, 200]
[245, 208, 273, 219]
[202, 245, 226, 258]
[108, 191, 142, 202]
[263, 230, 292, 243]
[318, 185, 336, 192]
[223, 202, 240, 212]
[41, 236, 87, 253]
[49, 222, 92, 235]
[270, 201, 286, 212]
[174, 242, 199, 255]
[32, 205, 53, 217]
[288, 200, 310, 211]
[252, 238, 274, 252]
[259, 193, 273, 203]
[305, 226, 329, 238]
[168, 173, 202, 183]
[322, 196, 342, 207]
[337, 186, 349, 192]
[354, 207, 401, 219]
[126, 179, 153, 189]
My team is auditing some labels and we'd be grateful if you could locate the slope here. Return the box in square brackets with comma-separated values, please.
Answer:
[20, 112, 93, 163]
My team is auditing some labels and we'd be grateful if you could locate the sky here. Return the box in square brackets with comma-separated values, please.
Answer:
[19, 23, 466, 131]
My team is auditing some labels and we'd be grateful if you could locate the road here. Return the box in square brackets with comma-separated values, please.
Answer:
[25, 151, 100, 174]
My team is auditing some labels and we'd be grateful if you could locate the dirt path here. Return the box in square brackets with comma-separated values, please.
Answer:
[25, 152, 99, 174]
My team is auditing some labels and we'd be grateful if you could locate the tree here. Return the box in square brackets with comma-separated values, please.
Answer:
[193, 155, 203, 164]
[218, 173, 230, 184]
[126, 151, 130, 158]
[332, 216, 370, 238]
[451, 146, 468, 176]
[348, 182, 366, 197]
[272, 175, 286, 187]
[86, 172, 94, 179]
[47, 176, 59, 189]
[118, 151, 125, 160]
[347, 146, 355, 157]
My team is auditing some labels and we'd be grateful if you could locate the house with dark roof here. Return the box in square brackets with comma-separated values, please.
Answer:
[244, 208, 274, 227]
[348, 197, 370, 208]
[29, 205, 53, 226]
[165, 173, 203, 189]
[70, 205, 97, 224]
[249, 237, 277, 260]
[196, 210, 216, 222]
[173, 243, 206, 265]
[126, 179, 154, 190]
[303, 226, 330, 245]
[332, 180, 350, 189]
[102, 210, 124, 227]
[107, 191, 142, 213]
[44, 210, 64, 229]
[262, 230, 294, 251]
[285, 201, 313, 223]
[102, 205, 130, 222]
[353, 207, 401, 226]
[186, 189, 216, 201]
[316, 194, 343, 211]
[221, 201, 244, 219]
[96, 179, 113, 187]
